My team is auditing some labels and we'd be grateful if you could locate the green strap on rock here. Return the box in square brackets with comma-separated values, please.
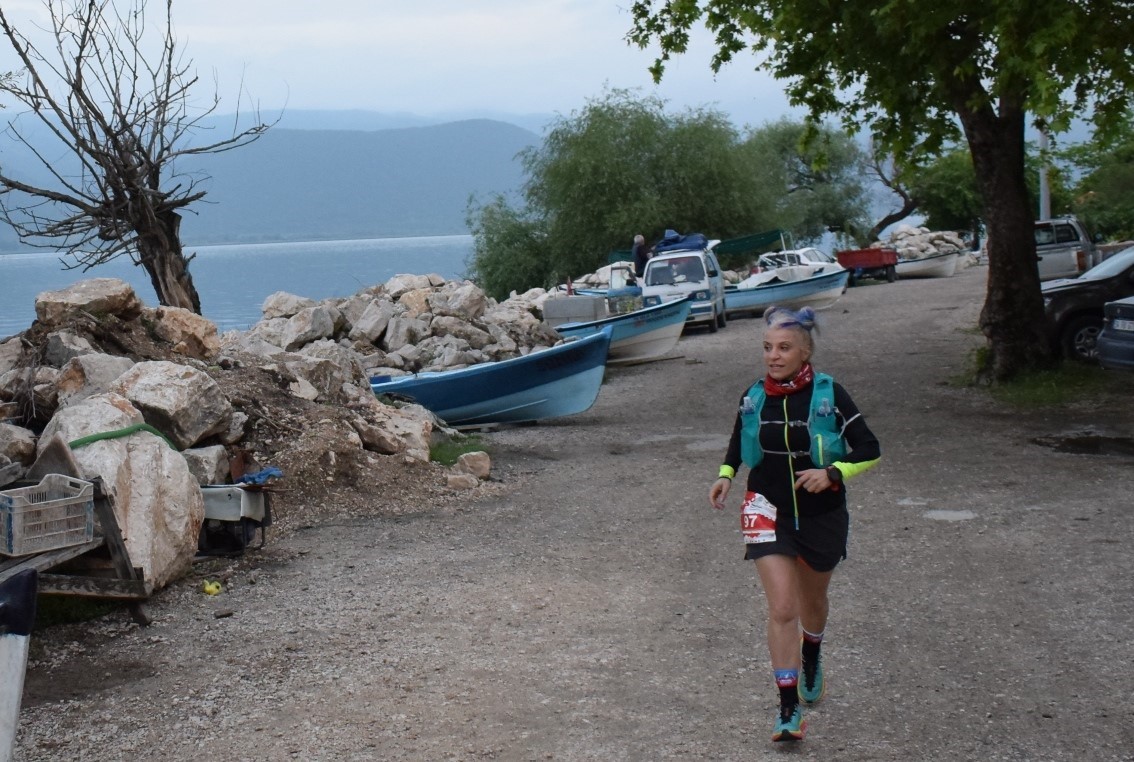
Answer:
[68, 423, 178, 451]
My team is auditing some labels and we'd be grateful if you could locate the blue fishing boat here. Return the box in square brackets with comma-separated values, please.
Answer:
[1, 569, 36, 760]
[555, 297, 691, 364]
[370, 327, 612, 426]
[724, 265, 850, 318]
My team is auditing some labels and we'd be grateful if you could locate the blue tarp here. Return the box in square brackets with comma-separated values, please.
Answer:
[654, 230, 708, 254]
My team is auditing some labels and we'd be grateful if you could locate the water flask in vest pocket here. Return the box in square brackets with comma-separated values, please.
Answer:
[740, 396, 755, 415]
[741, 492, 777, 544]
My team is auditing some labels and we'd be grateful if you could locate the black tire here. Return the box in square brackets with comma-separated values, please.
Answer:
[886, 265, 897, 282]
[707, 307, 719, 333]
[716, 304, 727, 329]
[1061, 314, 1103, 362]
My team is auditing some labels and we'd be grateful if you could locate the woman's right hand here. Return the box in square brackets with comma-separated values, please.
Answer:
[709, 477, 731, 510]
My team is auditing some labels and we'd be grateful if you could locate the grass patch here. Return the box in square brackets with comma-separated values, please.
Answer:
[989, 364, 1122, 407]
[429, 433, 489, 466]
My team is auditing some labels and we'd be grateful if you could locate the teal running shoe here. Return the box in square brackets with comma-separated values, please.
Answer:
[772, 703, 806, 742]
[799, 653, 825, 704]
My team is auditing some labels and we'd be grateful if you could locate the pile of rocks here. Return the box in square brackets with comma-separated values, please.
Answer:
[1, 273, 558, 592]
[871, 225, 970, 261]
[229, 272, 564, 379]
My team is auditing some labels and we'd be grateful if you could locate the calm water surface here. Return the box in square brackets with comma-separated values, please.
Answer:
[0, 235, 473, 336]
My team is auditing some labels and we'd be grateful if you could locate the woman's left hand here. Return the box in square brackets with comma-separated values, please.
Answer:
[794, 468, 833, 493]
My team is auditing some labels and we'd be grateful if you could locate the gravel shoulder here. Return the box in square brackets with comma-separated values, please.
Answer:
[15, 264, 1134, 761]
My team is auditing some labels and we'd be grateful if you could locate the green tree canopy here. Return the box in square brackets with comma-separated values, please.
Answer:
[467, 90, 871, 299]
[630, 0, 1134, 380]
[1065, 114, 1134, 239]
[740, 119, 871, 244]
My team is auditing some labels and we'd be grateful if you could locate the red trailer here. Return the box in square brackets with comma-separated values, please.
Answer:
[836, 248, 899, 285]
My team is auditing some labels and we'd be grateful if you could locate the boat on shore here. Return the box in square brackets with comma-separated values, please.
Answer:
[554, 297, 691, 364]
[370, 327, 612, 427]
[895, 250, 960, 279]
[725, 265, 850, 317]
[1, 569, 37, 760]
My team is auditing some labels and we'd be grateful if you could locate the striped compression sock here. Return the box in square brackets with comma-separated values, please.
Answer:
[802, 629, 824, 663]
[774, 668, 799, 710]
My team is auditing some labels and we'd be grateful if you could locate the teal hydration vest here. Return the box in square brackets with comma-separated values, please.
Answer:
[739, 373, 847, 469]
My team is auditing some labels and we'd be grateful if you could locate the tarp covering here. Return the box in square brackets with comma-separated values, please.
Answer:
[654, 231, 709, 253]
[714, 229, 786, 258]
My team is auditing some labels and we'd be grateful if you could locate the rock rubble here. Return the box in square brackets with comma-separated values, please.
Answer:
[0, 272, 550, 590]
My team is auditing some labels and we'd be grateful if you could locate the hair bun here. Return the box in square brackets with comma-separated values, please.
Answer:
[764, 305, 817, 334]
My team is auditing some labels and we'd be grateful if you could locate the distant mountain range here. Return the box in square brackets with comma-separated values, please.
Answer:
[0, 111, 543, 250]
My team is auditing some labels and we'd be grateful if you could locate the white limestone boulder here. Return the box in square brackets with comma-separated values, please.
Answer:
[453, 451, 491, 480]
[398, 288, 433, 319]
[348, 301, 398, 343]
[34, 278, 144, 327]
[428, 281, 489, 321]
[281, 306, 336, 350]
[383, 273, 435, 300]
[429, 315, 493, 350]
[0, 422, 37, 465]
[182, 445, 230, 486]
[150, 306, 221, 360]
[381, 316, 430, 353]
[39, 393, 202, 590]
[55, 353, 136, 407]
[111, 361, 233, 449]
[43, 331, 95, 367]
[0, 337, 24, 376]
[261, 291, 316, 320]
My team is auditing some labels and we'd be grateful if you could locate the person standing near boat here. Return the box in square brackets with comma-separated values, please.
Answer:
[708, 305, 881, 743]
[632, 234, 651, 278]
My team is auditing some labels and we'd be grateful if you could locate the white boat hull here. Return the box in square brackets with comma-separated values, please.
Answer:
[607, 319, 685, 364]
[895, 251, 959, 278]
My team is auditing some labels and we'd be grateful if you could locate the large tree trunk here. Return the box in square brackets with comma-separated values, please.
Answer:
[957, 103, 1056, 382]
[135, 211, 202, 313]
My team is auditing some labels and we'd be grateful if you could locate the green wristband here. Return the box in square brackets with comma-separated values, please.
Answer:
[718, 465, 736, 480]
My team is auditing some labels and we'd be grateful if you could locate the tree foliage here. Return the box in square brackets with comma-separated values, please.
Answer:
[0, 0, 270, 311]
[740, 119, 871, 245]
[630, 0, 1134, 380]
[1065, 114, 1134, 240]
[467, 90, 871, 299]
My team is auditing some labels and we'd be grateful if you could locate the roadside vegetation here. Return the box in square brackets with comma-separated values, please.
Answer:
[466, 89, 871, 300]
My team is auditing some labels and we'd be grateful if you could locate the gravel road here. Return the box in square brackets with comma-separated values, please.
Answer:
[14, 263, 1134, 761]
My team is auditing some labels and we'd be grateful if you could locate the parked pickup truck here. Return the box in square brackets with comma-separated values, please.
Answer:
[1035, 216, 1100, 281]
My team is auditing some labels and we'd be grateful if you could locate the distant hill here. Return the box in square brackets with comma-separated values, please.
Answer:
[182, 118, 538, 244]
[0, 115, 540, 249]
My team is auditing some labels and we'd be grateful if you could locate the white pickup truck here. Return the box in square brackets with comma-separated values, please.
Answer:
[1035, 217, 1100, 281]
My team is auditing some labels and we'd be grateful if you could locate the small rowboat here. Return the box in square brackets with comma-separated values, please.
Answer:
[725, 266, 849, 317]
[370, 327, 612, 426]
[895, 250, 960, 279]
[555, 297, 690, 364]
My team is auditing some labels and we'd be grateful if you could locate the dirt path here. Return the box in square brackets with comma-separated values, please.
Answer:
[15, 264, 1134, 760]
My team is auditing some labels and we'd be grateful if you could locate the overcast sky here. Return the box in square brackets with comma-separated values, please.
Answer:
[1, 0, 799, 131]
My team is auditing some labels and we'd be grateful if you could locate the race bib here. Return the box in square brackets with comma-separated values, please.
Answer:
[741, 492, 778, 544]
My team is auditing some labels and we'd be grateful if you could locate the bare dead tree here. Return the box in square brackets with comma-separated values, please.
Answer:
[0, 0, 273, 312]
[865, 147, 919, 244]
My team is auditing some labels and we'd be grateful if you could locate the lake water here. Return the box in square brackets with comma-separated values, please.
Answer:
[0, 235, 474, 337]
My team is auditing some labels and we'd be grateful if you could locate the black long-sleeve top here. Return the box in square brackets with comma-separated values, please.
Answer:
[722, 378, 881, 519]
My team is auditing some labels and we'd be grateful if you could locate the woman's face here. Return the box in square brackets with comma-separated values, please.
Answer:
[763, 326, 811, 381]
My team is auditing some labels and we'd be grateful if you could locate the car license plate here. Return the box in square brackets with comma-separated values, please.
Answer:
[1114, 318, 1134, 332]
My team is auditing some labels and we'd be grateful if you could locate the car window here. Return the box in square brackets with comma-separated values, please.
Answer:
[1081, 247, 1134, 280]
[1054, 224, 1080, 244]
[1034, 225, 1055, 245]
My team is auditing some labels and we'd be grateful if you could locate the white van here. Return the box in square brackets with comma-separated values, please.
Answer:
[640, 245, 727, 332]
